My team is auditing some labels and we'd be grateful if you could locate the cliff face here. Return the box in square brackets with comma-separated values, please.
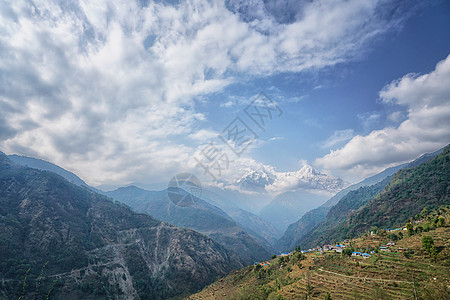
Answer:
[0, 153, 242, 299]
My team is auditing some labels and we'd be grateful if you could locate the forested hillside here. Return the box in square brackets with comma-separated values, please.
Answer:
[0, 153, 242, 299]
[299, 145, 450, 248]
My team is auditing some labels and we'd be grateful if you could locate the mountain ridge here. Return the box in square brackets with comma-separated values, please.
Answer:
[0, 153, 243, 299]
[105, 186, 272, 264]
[296, 145, 450, 248]
[278, 146, 446, 251]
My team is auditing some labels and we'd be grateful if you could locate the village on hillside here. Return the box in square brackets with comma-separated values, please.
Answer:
[254, 206, 448, 269]
[191, 206, 449, 299]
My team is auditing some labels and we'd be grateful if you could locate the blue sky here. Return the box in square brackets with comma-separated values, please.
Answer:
[0, 0, 449, 190]
[219, 1, 450, 177]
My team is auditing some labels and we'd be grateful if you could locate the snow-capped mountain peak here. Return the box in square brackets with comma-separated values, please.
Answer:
[235, 169, 275, 192]
[234, 164, 347, 194]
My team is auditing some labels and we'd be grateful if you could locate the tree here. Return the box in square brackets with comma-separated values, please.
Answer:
[415, 225, 423, 233]
[437, 217, 445, 227]
[421, 235, 438, 261]
[342, 247, 354, 257]
[292, 251, 304, 263]
[324, 292, 332, 300]
[377, 229, 387, 237]
[420, 207, 428, 218]
[271, 254, 277, 259]
[429, 246, 438, 262]
[388, 233, 398, 241]
[421, 236, 434, 253]
[406, 223, 414, 236]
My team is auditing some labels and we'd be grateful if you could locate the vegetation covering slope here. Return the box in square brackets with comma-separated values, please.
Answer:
[0, 153, 242, 299]
[345, 145, 449, 234]
[291, 146, 449, 249]
[298, 178, 391, 249]
[278, 147, 444, 251]
[278, 206, 329, 252]
[188, 207, 450, 299]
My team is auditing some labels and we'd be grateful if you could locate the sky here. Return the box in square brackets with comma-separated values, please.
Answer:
[1, 0, 449, 191]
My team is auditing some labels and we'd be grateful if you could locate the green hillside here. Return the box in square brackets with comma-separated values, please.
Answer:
[297, 145, 450, 248]
[187, 146, 450, 299]
[346, 146, 450, 233]
[279, 147, 444, 252]
[188, 208, 450, 299]
[298, 178, 390, 249]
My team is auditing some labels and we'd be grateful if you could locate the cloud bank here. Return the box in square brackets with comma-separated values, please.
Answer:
[315, 54, 450, 181]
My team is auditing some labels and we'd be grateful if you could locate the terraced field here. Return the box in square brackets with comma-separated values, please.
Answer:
[188, 225, 450, 299]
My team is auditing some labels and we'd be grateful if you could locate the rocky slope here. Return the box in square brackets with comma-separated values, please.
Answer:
[0, 153, 242, 299]
[106, 186, 272, 264]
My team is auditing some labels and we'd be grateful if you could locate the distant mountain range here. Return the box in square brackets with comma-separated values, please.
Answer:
[199, 188, 282, 244]
[278, 166, 406, 251]
[207, 164, 348, 235]
[234, 164, 347, 194]
[0, 152, 242, 299]
[6, 154, 345, 245]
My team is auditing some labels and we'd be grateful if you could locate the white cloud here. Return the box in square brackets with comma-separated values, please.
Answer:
[315, 54, 450, 181]
[387, 111, 406, 123]
[321, 129, 354, 148]
[188, 129, 219, 142]
[0, 0, 418, 187]
[357, 111, 382, 131]
[220, 101, 234, 108]
[268, 136, 283, 142]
